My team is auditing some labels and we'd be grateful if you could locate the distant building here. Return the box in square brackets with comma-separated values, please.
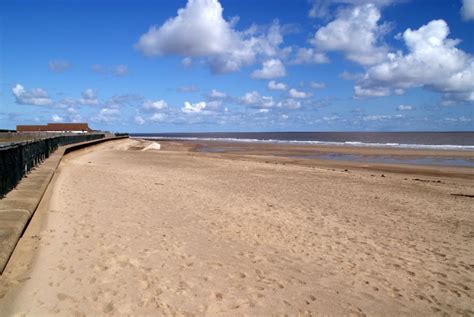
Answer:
[16, 123, 93, 133]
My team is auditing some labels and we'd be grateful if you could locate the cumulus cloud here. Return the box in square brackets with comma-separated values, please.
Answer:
[48, 60, 70, 73]
[310, 81, 326, 89]
[268, 80, 287, 91]
[135, 0, 288, 74]
[134, 115, 145, 125]
[92, 108, 121, 123]
[308, 0, 395, 19]
[143, 100, 168, 111]
[12, 84, 53, 106]
[79, 89, 99, 105]
[177, 85, 198, 93]
[289, 88, 311, 99]
[312, 4, 389, 65]
[150, 113, 167, 122]
[209, 89, 226, 98]
[397, 104, 413, 111]
[91, 64, 129, 76]
[290, 48, 329, 64]
[65, 107, 82, 123]
[363, 114, 403, 121]
[51, 114, 64, 122]
[461, 0, 474, 21]
[251, 59, 286, 79]
[355, 19, 474, 102]
[182, 101, 207, 113]
[181, 57, 193, 68]
[115, 64, 129, 76]
[277, 98, 302, 109]
[135, 0, 237, 56]
[82, 89, 96, 100]
[206, 100, 223, 110]
[104, 94, 143, 108]
[339, 71, 364, 80]
[354, 86, 390, 97]
[241, 91, 275, 108]
[445, 116, 472, 122]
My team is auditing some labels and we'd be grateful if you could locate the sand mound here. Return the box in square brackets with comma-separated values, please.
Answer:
[141, 142, 161, 151]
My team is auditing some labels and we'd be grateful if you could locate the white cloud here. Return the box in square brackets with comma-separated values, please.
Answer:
[134, 115, 145, 125]
[397, 104, 413, 111]
[181, 57, 193, 68]
[322, 115, 340, 121]
[115, 64, 129, 76]
[135, 0, 287, 74]
[354, 85, 390, 97]
[77, 89, 99, 106]
[268, 80, 287, 91]
[209, 89, 226, 98]
[461, 0, 474, 21]
[289, 88, 311, 99]
[150, 113, 167, 122]
[310, 81, 326, 89]
[363, 114, 403, 121]
[291, 48, 329, 64]
[177, 85, 198, 93]
[48, 60, 70, 73]
[92, 108, 120, 123]
[355, 19, 474, 102]
[91, 64, 129, 76]
[251, 59, 286, 79]
[308, 0, 395, 19]
[143, 100, 168, 111]
[445, 116, 472, 122]
[104, 94, 142, 108]
[82, 89, 96, 100]
[312, 4, 388, 65]
[241, 91, 275, 108]
[51, 114, 63, 122]
[277, 98, 302, 109]
[12, 84, 53, 106]
[206, 100, 223, 110]
[135, 0, 237, 56]
[66, 107, 82, 122]
[339, 71, 364, 80]
[182, 101, 207, 113]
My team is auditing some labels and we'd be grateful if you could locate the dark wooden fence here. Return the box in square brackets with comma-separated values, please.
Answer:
[0, 134, 104, 197]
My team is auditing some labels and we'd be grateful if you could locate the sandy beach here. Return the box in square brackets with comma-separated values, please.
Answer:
[0, 138, 473, 316]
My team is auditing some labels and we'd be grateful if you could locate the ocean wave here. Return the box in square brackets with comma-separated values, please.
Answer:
[132, 136, 474, 151]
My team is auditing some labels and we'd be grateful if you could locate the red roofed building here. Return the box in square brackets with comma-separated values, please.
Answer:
[16, 123, 93, 133]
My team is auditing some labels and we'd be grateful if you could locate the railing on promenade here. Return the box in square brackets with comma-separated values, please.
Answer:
[0, 134, 105, 197]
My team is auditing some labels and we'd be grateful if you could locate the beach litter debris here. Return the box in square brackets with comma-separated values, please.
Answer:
[450, 193, 474, 198]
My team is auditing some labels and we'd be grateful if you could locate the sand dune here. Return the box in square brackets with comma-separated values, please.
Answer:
[0, 139, 472, 316]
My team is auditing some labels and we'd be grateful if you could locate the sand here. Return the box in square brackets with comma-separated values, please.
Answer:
[0, 138, 473, 316]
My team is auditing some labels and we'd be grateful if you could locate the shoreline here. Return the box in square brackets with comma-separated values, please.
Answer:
[158, 140, 474, 179]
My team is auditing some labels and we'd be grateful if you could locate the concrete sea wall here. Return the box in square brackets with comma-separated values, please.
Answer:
[0, 134, 106, 198]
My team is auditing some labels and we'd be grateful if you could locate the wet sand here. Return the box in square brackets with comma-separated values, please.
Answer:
[0, 138, 473, 316]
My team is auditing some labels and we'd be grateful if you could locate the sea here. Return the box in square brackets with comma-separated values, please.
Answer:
[131, 132, 474, 151]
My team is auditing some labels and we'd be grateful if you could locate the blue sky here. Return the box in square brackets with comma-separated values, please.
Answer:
[1, 0, 473, 132]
